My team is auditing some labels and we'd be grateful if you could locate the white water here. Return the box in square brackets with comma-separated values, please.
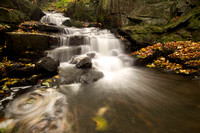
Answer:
[40, 12, 70, 26]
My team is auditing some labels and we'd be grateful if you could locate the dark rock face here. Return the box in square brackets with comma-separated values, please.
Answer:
[0, 0, 44, 24]
[6, 32, 50, 55]
[128, 1, 177, 25]
[66, 0, 199, 28]
[76, 56, 92, 69]
[120, 6, 200, 50]
[35, 57, 59, 75]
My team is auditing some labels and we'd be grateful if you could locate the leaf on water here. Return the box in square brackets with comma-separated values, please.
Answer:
[93, 116, 108, 131]
[42, 82, 50, 87]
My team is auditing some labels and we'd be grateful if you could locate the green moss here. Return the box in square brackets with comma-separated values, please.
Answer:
[164, 7, 200, 31]
[187, 15, 200, 30]
[160, 33, 185, 43]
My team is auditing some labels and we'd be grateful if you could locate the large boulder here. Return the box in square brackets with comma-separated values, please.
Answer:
[0, 0, 44, 24]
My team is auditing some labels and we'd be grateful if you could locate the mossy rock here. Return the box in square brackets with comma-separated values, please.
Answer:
[0, 7, 28, 23]
[66, 1, 97, 22]
[164, 7, 200, 31]
[0, 0, 44, 24]
[187, 15, 200, 30]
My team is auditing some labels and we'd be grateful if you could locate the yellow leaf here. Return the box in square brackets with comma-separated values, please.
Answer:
[93, 116, 108, 131]
[55, 75, 59, 79]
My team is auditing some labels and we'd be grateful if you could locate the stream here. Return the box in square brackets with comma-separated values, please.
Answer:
[1, 12, 200, 133]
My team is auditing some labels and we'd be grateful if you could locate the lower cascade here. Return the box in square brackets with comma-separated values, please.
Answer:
[1, 12, 200, 133]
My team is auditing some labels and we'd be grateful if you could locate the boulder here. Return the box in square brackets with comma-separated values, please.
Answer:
[59, 65, 104, 84]
[35, 57, 59, 75]
[76, 56, 92, 69]
[0, 0, 44, 24]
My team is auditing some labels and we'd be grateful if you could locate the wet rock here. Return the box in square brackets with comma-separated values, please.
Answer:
[35, 57, 59, 76]
[5, 32, 50, 56]
[69, 36, 85, 46]
[62, 19, 71, 27]
[79, 69, 104, 84]
[59, 65, 104, 84]
[20, 22, 60, 33]
[87, 52, 96, 58]
[76, 56, 92, 69]
[69, 55, 79, 64]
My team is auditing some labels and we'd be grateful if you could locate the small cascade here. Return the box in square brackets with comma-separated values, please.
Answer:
[40, 12, 70, 26]
[47, 25, 123, 63]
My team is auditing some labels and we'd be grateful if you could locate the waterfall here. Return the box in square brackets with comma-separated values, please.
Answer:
[41, 13, 126, 71]
[40, 12, 70, 26]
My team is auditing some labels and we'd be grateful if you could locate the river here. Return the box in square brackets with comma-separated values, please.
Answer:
[1, 12, 200, 133]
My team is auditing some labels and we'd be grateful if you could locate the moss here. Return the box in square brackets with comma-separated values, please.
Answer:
[122, 25, 164, 34]
[187, 15, 200, 30]
[164, 7, 200, 31]
[160, 33, 185, 43]
[0, 7, 28, 23]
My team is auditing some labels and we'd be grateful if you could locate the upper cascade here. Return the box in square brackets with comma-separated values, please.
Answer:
[40, 12, 70, 26]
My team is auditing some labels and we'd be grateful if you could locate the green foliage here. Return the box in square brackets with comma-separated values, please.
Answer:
[55, 0, 71, 9]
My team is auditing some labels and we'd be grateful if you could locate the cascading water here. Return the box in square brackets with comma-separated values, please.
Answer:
[40, 12, 70, 26]
[2, 12, 200, 133]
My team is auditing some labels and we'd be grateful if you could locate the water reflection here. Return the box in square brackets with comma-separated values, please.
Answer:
[72, 68, 200, 133]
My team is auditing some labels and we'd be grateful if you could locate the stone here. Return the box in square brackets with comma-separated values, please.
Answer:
[62, 19, 71, 27]
[20, 22, 60, 33]
[79, 69, 104, 84]
[5, 32, 50, 55]
[59, 65, 104, 84]
[87, 52, 96, 58]
[128, 1, 177, 25]
[35, 57, 59, 75]
[69, 35, 85, 46]
[76, 56, 92, 69]
[0, 0, 44, 24]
